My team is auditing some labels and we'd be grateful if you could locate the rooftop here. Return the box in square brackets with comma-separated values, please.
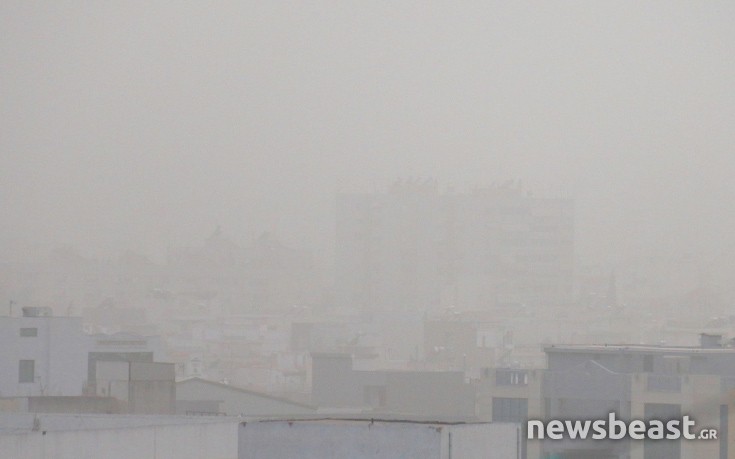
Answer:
[242, 414, 490, 426]
[0, 413, 237, 435]
[176, 377, 316, 410]
[546, 343, 735, 354]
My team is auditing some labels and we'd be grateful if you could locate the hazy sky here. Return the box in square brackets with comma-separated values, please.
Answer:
[2, 1, 734, 265]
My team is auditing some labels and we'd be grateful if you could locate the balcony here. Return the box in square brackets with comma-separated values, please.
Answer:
[495, 369, 528, 386]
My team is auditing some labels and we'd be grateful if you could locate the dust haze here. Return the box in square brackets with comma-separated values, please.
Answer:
[3, 2, 734, 263]
[1, 2, 735, 458]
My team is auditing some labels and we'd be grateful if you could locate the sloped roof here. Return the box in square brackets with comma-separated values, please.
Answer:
[176, 377, 315, 410]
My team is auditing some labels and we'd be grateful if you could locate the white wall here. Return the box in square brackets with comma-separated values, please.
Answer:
[239, 420, 519, 459]
[240, 421, 443, 459]
[443, 423, 520, 459]
[0, 317, 87, 397]
[0, 417, 238, 459]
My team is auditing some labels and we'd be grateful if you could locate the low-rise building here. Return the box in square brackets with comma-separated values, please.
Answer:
[311, 353, 476, 417]
[0, 413, 239, 459]
[0, 308, 88, 397]
[480, 334, 735, 459]
[0, 308, 174, 414]
[95, 361, 176, 414]
[239, 418, 520, 459]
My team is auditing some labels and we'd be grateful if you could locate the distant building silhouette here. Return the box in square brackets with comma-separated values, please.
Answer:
[336, 179, 574, 311]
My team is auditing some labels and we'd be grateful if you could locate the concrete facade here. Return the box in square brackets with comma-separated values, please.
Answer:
[0, 413, 239, 459]
[0, 414, 518, 459]
[311, 353, 476, 417]
[481, 340, 735, 459]
[542, 343, 735, 459]
[239, 419, 520, 459]
[477, 368, 544, 459]
[0, 314, 88, 397]
[96, 361, 176, 414]
[0, 395, 120, 414]
[87, 332, 166, 384]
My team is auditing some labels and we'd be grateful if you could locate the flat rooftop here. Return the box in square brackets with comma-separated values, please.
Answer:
[0, 413, 238, 435]
[546, 344, 735, 354]
[243, 416, 491, 426]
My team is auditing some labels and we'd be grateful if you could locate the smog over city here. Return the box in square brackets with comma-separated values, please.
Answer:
[1, 2, 735, 459]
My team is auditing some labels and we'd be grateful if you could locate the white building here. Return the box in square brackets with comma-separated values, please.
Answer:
[239, 418, 520, 459]
[0, 307, 168, 399]
[0, 308, 88, 397]
[1, 414, 519, 459]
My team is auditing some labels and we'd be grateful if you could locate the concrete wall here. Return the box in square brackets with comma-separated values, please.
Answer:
[96, 361, 175, 414]
[547, 347, 735, 377]
[446, 423, 521, 459]
[0, 415, 238, 459]
[26, 396, 120, 414]
[0, 395, 120, 414]
[311, 353, 476, 416]
[240, 420, 443, 459]
[311, 353, 366, 407]
[88, 333, 167, 362]
[629, 373, 725, 459]
[176, 378, 315, 417]
[239, 420, 519, 459]
[384, 371, 476, 417]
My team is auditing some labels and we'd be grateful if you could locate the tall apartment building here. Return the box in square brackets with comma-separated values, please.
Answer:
[336, 179, 574, 311]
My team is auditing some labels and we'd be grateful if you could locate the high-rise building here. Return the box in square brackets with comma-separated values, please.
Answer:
[336, 179, 573, 311]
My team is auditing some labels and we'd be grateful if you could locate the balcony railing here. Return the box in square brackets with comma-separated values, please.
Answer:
[496, 369, 529, 386]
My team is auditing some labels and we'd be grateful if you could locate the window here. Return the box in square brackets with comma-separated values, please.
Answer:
[20, 328, 37, 337]
[19, 360, 35, 383]
[496, 369, 529, 386]
[492, 397, 528, 423]
[643, 355, 654, 372]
